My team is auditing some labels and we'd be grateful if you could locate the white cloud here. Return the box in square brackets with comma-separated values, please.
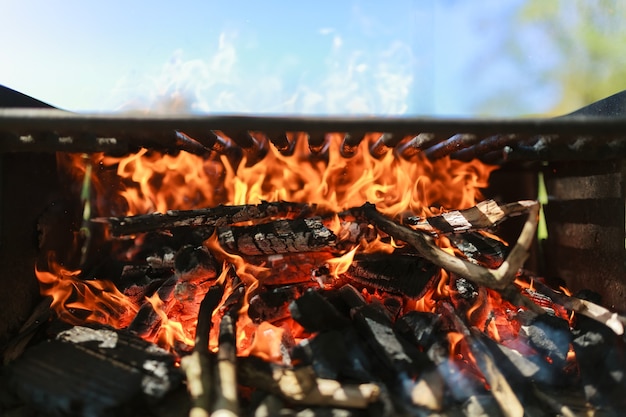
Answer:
[113, 32, 414, 116]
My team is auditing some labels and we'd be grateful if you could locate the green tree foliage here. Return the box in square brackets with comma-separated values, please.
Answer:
[515, 1, 626, 114]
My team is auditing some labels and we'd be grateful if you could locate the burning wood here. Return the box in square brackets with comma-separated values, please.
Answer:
[3, 132, 626, 417]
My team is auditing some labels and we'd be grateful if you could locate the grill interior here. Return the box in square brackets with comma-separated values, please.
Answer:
[1, 101, 626, 340]
[0, 89, 625, 416]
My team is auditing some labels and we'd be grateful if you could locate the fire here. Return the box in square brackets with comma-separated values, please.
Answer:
[144, 293, 195, 348]
[36, 260, 137, 328]
[93, 133, 495, 219]
[40, 133, 499, 355]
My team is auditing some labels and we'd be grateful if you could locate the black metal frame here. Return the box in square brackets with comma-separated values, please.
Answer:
[0, 108, 625, 163]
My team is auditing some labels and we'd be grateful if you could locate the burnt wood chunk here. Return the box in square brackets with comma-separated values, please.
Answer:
[96, 201, 311, 237]
[344, 254, 437, 298]
[249, 284, 313, 324]
[406, 200, 533, 235]
[521, 313, 572, 370]
[127, 274, 178, 337]
[350, 303, 430, 385]
[449, 232, 508, 269]
[291, 329, 373, 383]
[218, 217, 336, 256]
[289, 289, 351, 332]
[572, 314, 626, 411]
[395, 311, 441, 350]
[7, 324, 182, 417]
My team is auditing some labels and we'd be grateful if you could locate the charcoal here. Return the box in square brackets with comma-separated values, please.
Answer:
[337, 284, 367, 310]
[289, 288, 351, 332]
[395, 311, 442, 350]
[350, 303, 431, 387]
[218, 217, 336, 256]
[449, 232, 508, 269]
[476, 330, 567, 414]
[290, 329, 373, 383]
[344, 253, 437, 298]
[127, 275, 177, 337]
[174, 244, 218, 279]
[249, 284, 313, 324]
[521, 313, 571, 370]
[7, 324, 182, 417]
[572, 314, 626, 411]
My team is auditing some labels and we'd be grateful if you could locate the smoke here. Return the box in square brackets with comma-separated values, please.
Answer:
[111, 32, 414, 115]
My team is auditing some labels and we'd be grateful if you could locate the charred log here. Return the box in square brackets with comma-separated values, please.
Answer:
[572, 313, 626, 412]
[217, 217, 336, 256]
[343, 253, 437, 298]
[96, 201, 312, 237]
[289, 288, 351, 332]
[7, 323, 182, 417]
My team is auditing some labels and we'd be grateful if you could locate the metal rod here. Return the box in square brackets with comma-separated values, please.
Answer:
[2, 109, 625, 137]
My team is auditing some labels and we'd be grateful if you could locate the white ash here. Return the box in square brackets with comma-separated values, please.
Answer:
[56, 326, 118, 349]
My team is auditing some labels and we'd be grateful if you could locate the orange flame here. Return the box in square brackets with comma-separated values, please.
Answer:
[145, 292, 195, 349]
[95, 135, 494, 218]
[45, 133, 497, 358]
[36, 261, 137, 328]
[326, 245, 360, 280]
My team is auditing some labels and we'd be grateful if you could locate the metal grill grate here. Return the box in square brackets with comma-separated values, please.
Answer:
[0, 108, 625, 164]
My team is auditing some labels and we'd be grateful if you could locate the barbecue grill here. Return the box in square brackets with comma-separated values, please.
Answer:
[1, 85, 625, 416]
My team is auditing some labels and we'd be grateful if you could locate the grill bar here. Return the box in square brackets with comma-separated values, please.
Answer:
[1, 108, 625, 162]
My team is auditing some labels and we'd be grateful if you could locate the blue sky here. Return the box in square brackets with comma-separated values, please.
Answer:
[1, 1, 559, 116]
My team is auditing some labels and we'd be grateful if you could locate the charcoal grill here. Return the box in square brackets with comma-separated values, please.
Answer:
[2, 86, 626, 417]
[0, 87, 625, 341]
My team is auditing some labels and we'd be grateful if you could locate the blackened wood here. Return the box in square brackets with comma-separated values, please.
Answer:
[249, 284, 314, 324]
[395, 311, 441, 351]
[237, 355, 380, 408]
[8, 324, 181, 417]
[174, 244, 218, 281]
[449, 232, 507, 269]
[531, 279, 625, 335]
[407, 199, 533, 235]
[127, 275, 177, 337]
[350, 303, 429, 382]
[95, 201, 311, 237]
[291, 329, 374, 383]
[249, 252, 333, 286]
[439, 303, 523, 417]
[218, 217, 336, 256]
[344, 253, 437, 298]
[521, 313, 572, 370]
[337, 284, 367, 310]
[289, 289, 351, 332]
[572, 314, 626, 411]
